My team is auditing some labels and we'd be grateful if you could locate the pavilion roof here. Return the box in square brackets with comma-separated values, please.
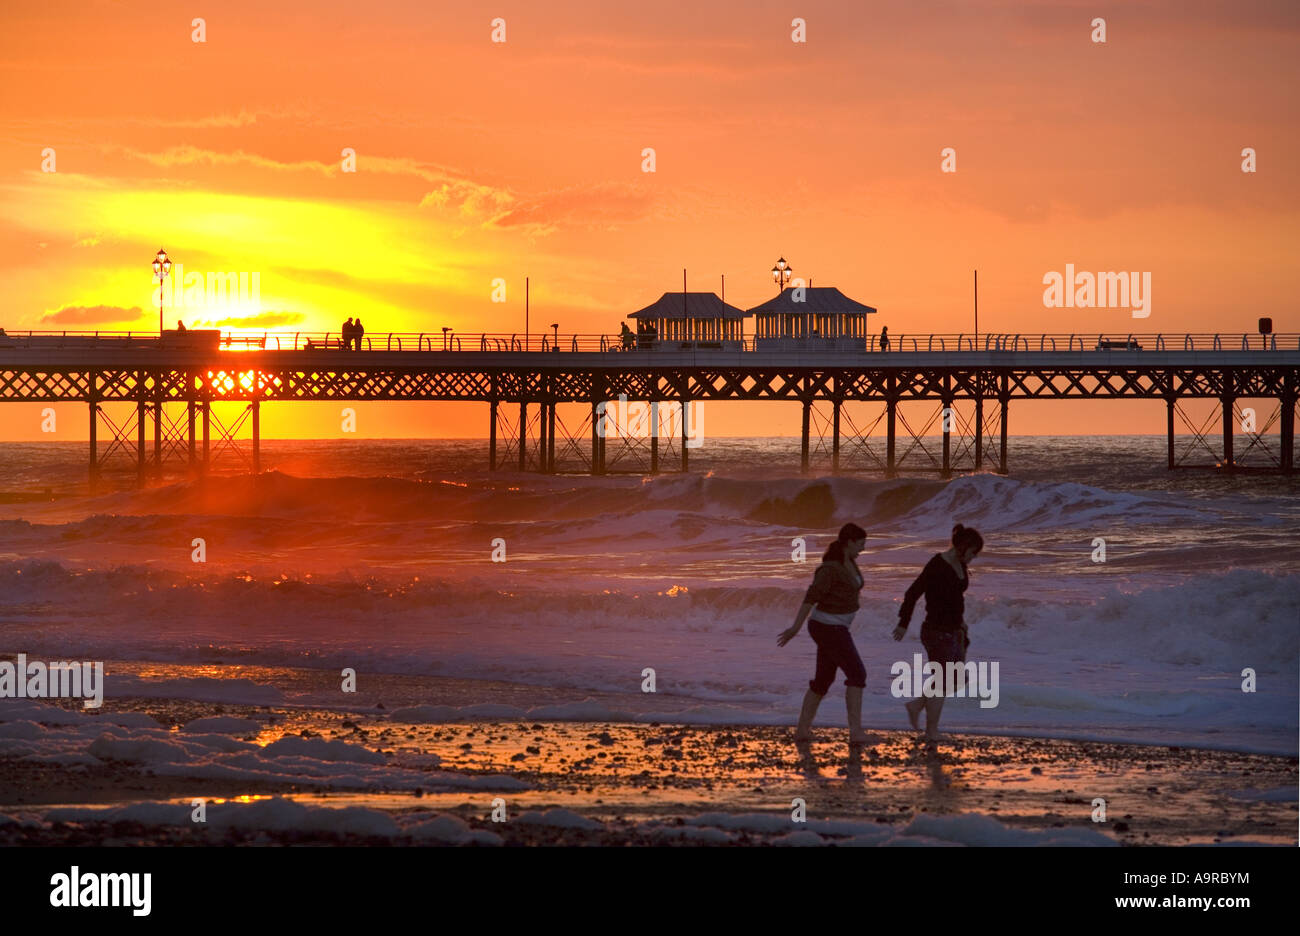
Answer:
[746, 286, 876, 315]
[629, 292, 750, 320]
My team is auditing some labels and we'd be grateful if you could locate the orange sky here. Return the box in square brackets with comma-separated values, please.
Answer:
[2, 0, 1297, 440]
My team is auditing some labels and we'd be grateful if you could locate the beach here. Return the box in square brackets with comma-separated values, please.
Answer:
[2, 664, 1295, 846]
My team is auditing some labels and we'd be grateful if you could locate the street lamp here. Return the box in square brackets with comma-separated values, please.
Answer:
[152, 248, 172, 334]
[551, 323, 559, 351]
[771, 256, 793, 293]
[442, 326, 451, 350]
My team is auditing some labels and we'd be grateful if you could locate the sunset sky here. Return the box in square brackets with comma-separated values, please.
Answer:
[2, 0, 1297, 439]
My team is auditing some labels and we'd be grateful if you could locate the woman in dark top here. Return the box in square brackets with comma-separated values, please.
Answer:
[891, 523, 984, 742]
[778, 522, 872, 746]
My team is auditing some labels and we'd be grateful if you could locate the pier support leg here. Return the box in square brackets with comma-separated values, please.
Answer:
[251, 400, 260, 474]
[1222, 394, 1234, 470]
[591, 401, 600, 476]
[886, 398, 897, 478]
[519, 402, 528, 472]
[88, 401, 98, 491]
[800, 400, 810, 473]
[998, 401, 1008, 475]
[136, 398, 146, 487]
[941, 397, 952, 479]
[547, 401, 556, 473]
[832, 399, 841, 473]
[538, 400, 548, 474]
[1166, 397, 1176, 470]
[1282, 399, 1295, 473]
[1282, 378, 1295, 473]
[153, 400, 162, 478]
[188, 399, 197, 473]
[201, 402, 210, 476]
[650, 402, 659, 475]
[680, 399, 688, 473]
[488, 400, 498, 470]
[974, 395, 983, 470]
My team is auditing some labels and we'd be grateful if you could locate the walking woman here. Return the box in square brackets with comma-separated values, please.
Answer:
[891, 523, 984, 742]
[777, 523, 872, 746]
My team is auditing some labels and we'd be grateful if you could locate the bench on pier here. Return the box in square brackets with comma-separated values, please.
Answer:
[303, 338, 352, 350]
[1095, 339, 1143, 351]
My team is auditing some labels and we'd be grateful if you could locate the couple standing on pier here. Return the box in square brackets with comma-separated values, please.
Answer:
[776, 521, 984, 745]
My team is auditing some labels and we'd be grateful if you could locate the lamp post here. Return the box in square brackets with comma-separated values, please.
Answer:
[442, 326, 451, 350]
[771, 256, 793, 294]
[550, 322, 559, 351]
[152, 248, 172, 334]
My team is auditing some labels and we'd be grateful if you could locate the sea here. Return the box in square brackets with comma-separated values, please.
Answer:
[1, 436, 1297, 754]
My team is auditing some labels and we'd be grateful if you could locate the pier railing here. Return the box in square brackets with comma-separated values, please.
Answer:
[0, 330, 1295, 353]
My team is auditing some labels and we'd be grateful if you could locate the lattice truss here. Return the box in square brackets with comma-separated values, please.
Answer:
[2, 364, 1293, 401]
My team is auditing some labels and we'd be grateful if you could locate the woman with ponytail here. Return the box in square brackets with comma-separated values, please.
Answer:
[892, 523, 984, 743]
[778, 522, 872, 746]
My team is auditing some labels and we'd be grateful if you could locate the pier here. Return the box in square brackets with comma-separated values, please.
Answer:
[0, 330, 1296, 485]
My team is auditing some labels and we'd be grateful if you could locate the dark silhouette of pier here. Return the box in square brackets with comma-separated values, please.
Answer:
[0, 329, 1295, 486]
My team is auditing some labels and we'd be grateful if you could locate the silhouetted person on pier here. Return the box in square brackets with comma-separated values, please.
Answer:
[879, 327, 889, 351]
[778, 522, 874, 747]
[342, 318, 354, 350]
[892, 523, 984, 744]
[620, 322, 634, 350]
[176, 320, 186, 331]
[353, 318, 365, 350]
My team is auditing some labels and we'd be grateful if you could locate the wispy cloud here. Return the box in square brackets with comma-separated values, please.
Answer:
[42, 304, 144, 325]
[191, 310, 306, 328]
[484, 182, 655, 234]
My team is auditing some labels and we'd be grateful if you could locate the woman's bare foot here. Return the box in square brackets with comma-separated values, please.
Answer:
[905, 700, 924, 731]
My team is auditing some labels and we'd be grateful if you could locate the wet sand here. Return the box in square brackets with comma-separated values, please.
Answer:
[1, 664, 1296, 846]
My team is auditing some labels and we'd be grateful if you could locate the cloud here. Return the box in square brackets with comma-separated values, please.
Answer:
[484, 182, 655, 234]
[42, 304, 144, 324]
[117, 145, 337, 176]
[191, 310, 306, 328]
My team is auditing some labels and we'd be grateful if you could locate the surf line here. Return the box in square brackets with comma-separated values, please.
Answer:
[890, 654, 1000, 709]
[0, 654, 104, 708]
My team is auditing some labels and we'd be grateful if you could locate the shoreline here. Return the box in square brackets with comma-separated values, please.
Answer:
[2, 664, 1295, 847]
